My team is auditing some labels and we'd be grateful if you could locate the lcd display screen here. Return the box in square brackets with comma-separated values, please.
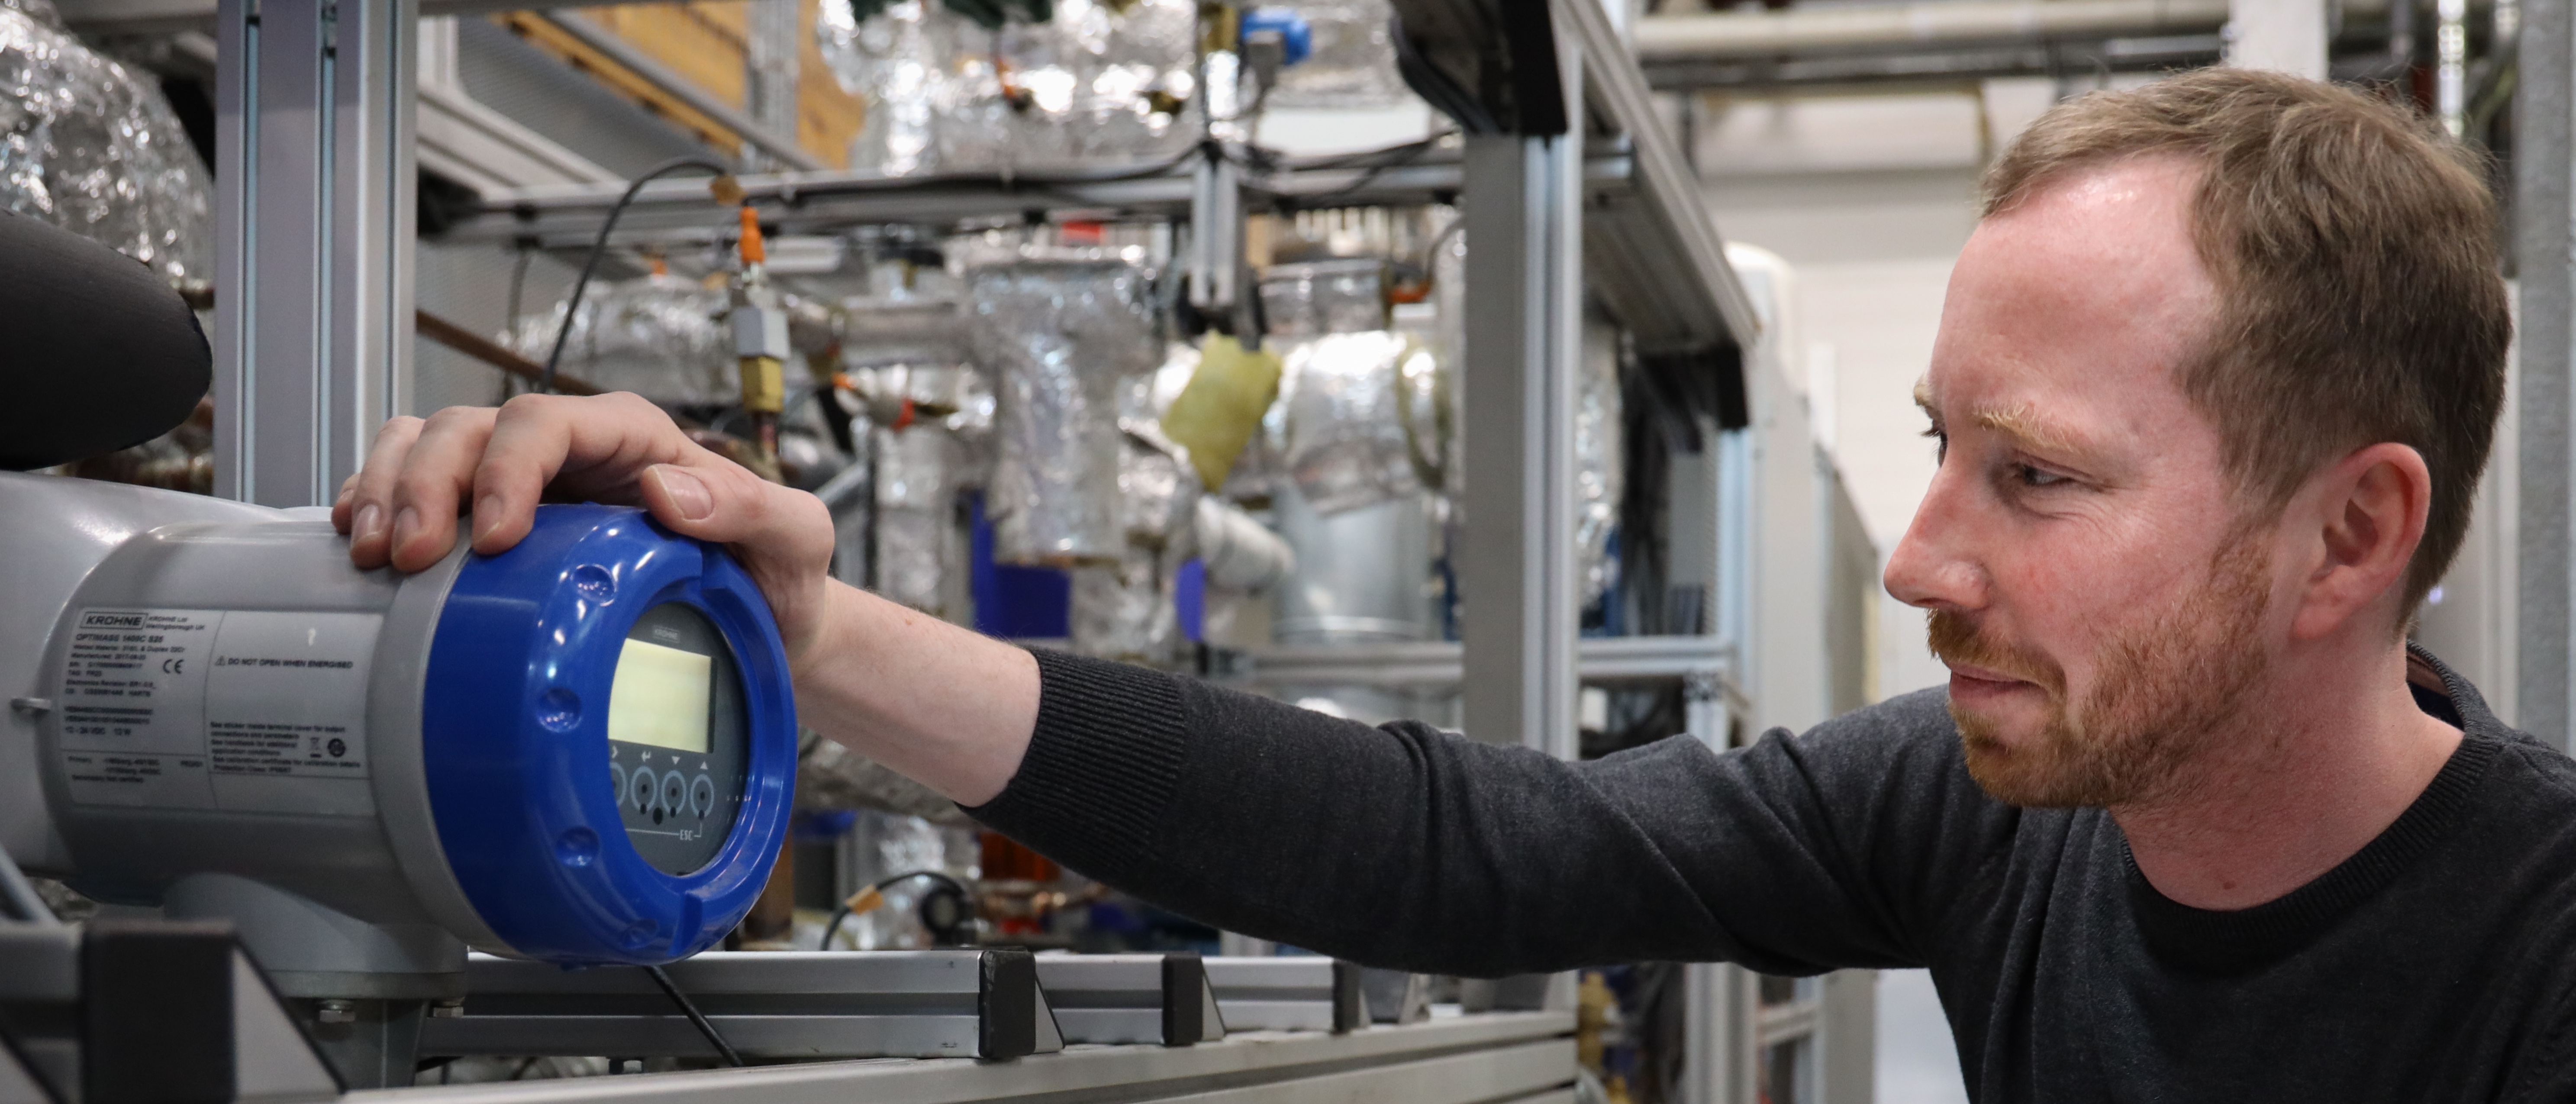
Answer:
[608, 637, 713, 754]
[606, 603, 748, 875]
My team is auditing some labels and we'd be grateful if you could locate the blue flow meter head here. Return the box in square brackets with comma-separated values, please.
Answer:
[421, 506, 796, 965]
[1240, 7, 1313, 67]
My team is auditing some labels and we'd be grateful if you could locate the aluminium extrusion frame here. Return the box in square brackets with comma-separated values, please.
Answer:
[432, 152, 1638, 248]
[213, 0, 419, 509]
[365, 1012, 1577, 1104]
[420, 950, 1064, 1061]
[1230, 636, 1745, 700]
[2518, 0, 2573, 750]
[1031, 952, 1228, 1046]
[1202, 956, 1369, 1033]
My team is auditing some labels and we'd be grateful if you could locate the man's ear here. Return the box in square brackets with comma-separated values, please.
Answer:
[2288, 442, 2433, 642]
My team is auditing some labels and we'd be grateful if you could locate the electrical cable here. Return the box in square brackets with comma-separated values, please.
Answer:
[501, 245, 534, 400]
[0, 839, 56, 925]
[1301, 155, 1426, 202]
[1418, 215, 1466, 271]
[817, 870, 974, 950]
[540, 155, 738, 396]
[1287, 131, 1455, 171]
[642, 963, 746, 1067]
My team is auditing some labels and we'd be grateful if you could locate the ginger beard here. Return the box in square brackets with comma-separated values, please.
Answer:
[1929, 534, 2276, 808]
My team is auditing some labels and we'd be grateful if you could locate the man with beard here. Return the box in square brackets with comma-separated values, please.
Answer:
[339, 68, 2566, 1099]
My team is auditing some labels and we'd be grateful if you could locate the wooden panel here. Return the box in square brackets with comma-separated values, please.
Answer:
[514, 0, 864, 169]
[496, 9, 743, 153]
[796, 0, 865, 168]
[577, 2, 748, 105]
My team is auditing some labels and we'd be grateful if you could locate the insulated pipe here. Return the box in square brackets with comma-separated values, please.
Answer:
[1632, 0, 2383, 61]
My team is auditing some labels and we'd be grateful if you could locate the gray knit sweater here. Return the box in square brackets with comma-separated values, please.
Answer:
[969, 646, 2576, 1101]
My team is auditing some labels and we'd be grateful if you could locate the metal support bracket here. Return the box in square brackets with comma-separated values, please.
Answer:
[1202, 956, 1367, 1034]
[420, 950, 1065, 1061]
[213, 0, 418, 507]
[1033, 953, 1227, 1046]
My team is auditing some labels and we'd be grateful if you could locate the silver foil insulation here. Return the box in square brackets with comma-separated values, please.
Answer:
[0, 4, 211, 286]
[820, 0, 1198, 175]
[970, 256, 1161, 567]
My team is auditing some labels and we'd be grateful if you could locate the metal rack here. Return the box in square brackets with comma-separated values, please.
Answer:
[370, 1013, 1576, 1104]
[68, 0, 1858, 1094]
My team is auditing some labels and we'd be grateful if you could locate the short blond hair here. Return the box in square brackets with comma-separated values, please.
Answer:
[1983, 68, 2510, 612]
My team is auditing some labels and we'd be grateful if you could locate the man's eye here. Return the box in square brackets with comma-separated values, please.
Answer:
[2013, 464, 2069, 488]
[1924, 427, 1947, 462]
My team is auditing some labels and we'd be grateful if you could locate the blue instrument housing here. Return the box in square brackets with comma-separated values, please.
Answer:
[1240, 7, 1313, 66]
[421, 506, 795, 964]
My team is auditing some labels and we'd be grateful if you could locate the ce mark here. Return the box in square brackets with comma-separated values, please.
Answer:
[161, 658, 185, 675]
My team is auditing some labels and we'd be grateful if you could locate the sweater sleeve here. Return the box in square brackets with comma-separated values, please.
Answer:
[966, 649, 2005, 977]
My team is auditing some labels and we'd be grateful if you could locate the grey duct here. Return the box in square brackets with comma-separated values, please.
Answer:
[1194, 497, 1296, 592]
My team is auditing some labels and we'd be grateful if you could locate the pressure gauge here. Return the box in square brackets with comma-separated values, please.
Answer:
[0, 473, 798, 999]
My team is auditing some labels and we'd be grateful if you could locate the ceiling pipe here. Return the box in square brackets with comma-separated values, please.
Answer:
[1633, 0, 2386, 61]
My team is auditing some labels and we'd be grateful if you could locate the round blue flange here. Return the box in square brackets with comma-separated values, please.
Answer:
[421, 505, 796, 964]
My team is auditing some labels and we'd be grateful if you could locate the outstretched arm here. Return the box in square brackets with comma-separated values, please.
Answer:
[343, 395, 1975, 976]
[968, 649, 1954, 977]
[335, 393, 1038, 804]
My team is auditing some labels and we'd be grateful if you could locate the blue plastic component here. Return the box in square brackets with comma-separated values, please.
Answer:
[421, 505, 796, 965]
[1240, 7, 1313, 67]
[1175, 558, 1206, 643]
[968, 492, 1072, 639]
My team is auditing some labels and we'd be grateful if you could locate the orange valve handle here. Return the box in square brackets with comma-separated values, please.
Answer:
[737, 206, 766, 266]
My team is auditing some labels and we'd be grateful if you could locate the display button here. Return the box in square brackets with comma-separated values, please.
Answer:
[690, 774, 715, 819]
[628, 767, 654, 813]
[659, 772, 687, 820]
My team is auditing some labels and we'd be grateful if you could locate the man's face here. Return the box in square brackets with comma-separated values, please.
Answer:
[1885, 155, 2283, 808]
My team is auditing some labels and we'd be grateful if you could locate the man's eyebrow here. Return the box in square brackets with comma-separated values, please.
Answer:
[1967, 402, 2087, 455]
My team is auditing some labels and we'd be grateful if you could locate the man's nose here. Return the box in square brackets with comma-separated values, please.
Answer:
[1883, 471, 1986, 612]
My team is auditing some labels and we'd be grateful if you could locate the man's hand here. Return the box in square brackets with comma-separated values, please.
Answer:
[331, 393, 837, 668]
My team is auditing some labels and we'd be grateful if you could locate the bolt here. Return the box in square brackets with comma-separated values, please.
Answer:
[430, 998, 466, 1019]
[314, 999, 357, 1024]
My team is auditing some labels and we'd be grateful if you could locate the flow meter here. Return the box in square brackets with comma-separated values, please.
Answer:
[0, 471, 798, 1004]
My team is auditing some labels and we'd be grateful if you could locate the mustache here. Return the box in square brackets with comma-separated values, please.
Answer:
[1926, 610, 2065, 693]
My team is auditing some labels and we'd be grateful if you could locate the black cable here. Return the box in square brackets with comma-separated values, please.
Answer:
[643, 964, 746, 1068]
[817, 870, 973, 950]
[1286, 131, 1454, 171]
[1290, 133, 1457, 204]
[0, 839, 55, 925]
[501, 245, 534, 401]
[506, 245, 533, 328]
[540, 155, 736, 396]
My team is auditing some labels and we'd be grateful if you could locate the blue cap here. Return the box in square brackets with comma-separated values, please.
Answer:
[1241, 7, 1314, 67]
[420, 505, 797, 964]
